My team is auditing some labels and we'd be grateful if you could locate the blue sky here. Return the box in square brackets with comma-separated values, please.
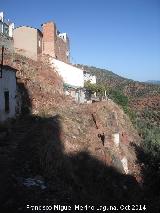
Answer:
[1, 0, 160, 81]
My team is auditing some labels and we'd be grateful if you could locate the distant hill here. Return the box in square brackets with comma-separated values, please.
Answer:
[146, 80, 160, 85]
[76, 64, 133, 89]
[76, 64, 160, 103]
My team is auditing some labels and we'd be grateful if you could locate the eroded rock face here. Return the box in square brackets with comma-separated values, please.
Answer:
[0, 53, 143, 210]
[1, 52, 141, 177]
[2, 52, 65, 115]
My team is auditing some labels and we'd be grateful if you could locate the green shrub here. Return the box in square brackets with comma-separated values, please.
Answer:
[109, 89, 128, 107]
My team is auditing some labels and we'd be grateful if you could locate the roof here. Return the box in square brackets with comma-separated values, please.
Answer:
[41, 21, 56, 26]
[3, 65, 17, 72]
[14, 26, 43, 35]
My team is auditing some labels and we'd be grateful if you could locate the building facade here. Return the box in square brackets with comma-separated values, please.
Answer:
[0, 65, 17, 122]
[13, 21, 70, 63]
[13, 26, 43, 60]
[83, 70, 97, 84]
[42, 22, 70, 63]
[50, 58, 84, 88]
[0, 12, 14, 52]
[50, 57, 85, 103]
[0, 12, 14, 37]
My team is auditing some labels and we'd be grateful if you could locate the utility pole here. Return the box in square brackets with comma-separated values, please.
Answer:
[0, 46, 4, 78]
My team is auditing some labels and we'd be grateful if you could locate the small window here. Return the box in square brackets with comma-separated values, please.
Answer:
[4, 91, 9, 113]
[39, 40, 41, 47]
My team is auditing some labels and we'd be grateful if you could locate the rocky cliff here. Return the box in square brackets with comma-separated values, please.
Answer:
[0, 53, 152, 211]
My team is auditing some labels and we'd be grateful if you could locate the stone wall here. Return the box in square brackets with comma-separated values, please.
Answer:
[0, 33, 14, 52]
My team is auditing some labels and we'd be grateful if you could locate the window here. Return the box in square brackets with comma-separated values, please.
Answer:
[39, 40, 41, 47]
[4, 91, 9, 113]
[3, 23, 9, 36]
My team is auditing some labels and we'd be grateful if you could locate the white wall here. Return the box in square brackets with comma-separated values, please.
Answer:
[84, 73, 96, 84]
[121, 157, 129, 174]
[50, 58, 84, 88]
[0, 12, 4, 22]
[113, 133, 120, 148]
[0, 68, 17, 122]
[0, 12, 4, 34]
[9, 22, 14, 37]
[58, 33, 67, 41]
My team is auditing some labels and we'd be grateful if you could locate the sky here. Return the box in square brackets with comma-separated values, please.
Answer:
[1, 0, 160, 81]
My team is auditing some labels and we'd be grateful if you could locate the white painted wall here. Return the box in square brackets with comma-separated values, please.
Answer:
[58, 33, 67, 41]
[0, 12, 4, 34]
[0, 12, 4, 22]
[50, 58, 84, 88]
[84, 73, 96, 84]
[9, 22, 14, 37]
[0, 68, 17, 122]
[113, 133, 120, 148]
[121, 157, 129, 174]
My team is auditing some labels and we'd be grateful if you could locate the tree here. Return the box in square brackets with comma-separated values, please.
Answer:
[84, 81, 108, 96]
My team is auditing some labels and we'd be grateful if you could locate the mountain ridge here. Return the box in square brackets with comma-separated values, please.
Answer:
[77, 64, 160, 103]
[146, 80, 160, 85]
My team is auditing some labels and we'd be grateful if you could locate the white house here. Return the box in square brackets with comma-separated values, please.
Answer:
[0, 12, 14, 37]
[49, 58, 85, 103]
[83, 70, 96, 84]
[0, 65, 17, 122]
[50, 58, 84, 88]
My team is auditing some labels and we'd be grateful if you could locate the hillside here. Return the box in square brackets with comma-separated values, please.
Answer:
[0, 53, 146, 210]
[2, 52, 66, 114]
[0, 55, 159, 212]
[77, 64, 160, 141]
[77, 64, 160, 212]
[77, 64, 132, 89]
[77, 64, 160, 99]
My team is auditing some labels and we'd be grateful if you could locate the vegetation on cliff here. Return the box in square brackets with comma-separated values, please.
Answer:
[79, 64, 160, 211]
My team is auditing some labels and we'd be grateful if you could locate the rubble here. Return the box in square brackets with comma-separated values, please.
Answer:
[22, 177, 47, 190]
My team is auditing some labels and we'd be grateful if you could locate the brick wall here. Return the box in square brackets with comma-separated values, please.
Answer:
[42, 22, 56, 58]
[42, 22, 69, 63]
[55, 36, 69, 63]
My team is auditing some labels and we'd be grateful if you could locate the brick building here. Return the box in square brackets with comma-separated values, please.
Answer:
[13, 21, 70, 63]
[42, 22, 70, 63]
